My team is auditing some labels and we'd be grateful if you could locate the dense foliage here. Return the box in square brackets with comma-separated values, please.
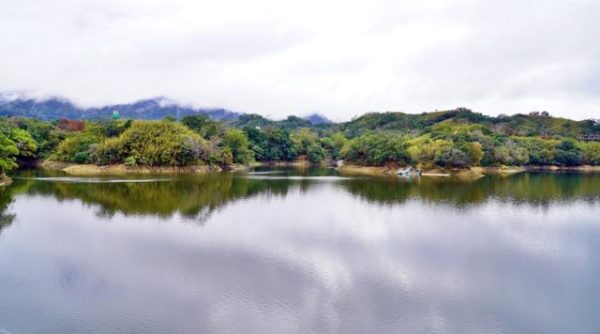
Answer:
[1, 107, 600, 175]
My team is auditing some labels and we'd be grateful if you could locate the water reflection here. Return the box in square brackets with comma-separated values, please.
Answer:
[0, 170, 599, 333]
[341, 172, 600, 207]
[3, 170, 600, 222]
[0, 186, 15, 231]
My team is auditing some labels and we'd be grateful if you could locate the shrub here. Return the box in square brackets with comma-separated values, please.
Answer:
[124, 156, 137, 167]
[72, 151, 91, 164]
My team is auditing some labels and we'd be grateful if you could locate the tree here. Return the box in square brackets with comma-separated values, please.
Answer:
[243, 126, 268, 160]
[434, 148, 471, 168]
[342, 133, 410, 166]
[221, 129, 254, 164]
[264, 128, 298, 161]
[407, 136, 451, 168]
[0, 133, 18, 174]
[182, 114, 209, 130]
[329, 132, 348, 157]
[493, 146, 513, 165]
[52, 132, 99, 163]
[512, 147, 529, 165]
[9, 128, 37, 158]
[290, 128, 329, 163]
[181, 114, 222, 139]
[291, 128, 319, 155]
[307, 143, 325, 163]
[465, 142, 484, 166]
[94, 121, 209, 166]
[555, 140, 582, 166]
[581, 142, 600, 165]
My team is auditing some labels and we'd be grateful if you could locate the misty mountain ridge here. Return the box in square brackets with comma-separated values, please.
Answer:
[1, 92, 599, 138]
[0, 93, 240, 121]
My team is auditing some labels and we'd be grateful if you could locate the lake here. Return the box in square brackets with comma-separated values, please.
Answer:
[1, 169, 600, 334]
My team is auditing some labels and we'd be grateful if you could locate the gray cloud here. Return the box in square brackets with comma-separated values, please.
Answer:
[0, 0, 598, 120]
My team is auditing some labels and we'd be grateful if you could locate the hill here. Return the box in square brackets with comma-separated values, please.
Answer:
[338, 108, 600, 138]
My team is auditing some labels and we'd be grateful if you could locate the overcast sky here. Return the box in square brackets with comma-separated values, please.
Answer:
[1, 0, 599, 121]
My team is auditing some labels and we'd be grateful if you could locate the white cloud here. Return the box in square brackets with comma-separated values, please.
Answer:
[0, 0, 599, 120]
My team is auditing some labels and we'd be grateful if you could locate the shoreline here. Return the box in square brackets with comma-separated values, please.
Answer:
[337, 164, 600, 178]
[34, 160, 600, 177]
[40, 160, 314, 175]
[336, 164, 485, 180]
[524, 165, 600, 172]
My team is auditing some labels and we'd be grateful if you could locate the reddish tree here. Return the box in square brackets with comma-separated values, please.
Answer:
[58, 119, 85, 132]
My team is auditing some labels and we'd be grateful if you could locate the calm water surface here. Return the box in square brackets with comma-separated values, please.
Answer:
[1, 169, 600, 333]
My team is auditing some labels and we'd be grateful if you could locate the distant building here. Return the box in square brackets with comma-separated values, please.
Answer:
[581, 134, 600, 142]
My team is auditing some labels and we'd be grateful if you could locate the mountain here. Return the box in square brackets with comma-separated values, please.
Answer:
[0, 94, 240, 121]
[303, 113, 332, 125]
[2, 93, 598, 138]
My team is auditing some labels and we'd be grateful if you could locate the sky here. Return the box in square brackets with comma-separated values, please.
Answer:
[0, 0, 599, 121]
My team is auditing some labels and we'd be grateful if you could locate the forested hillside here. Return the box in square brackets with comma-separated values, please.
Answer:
[338, 108, 600, 138]
[1, 106, 600, 178]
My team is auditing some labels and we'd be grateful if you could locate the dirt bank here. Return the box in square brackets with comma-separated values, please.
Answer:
[337, 165, 485, 180]
[336, 164, 392, 176]
[471, 166, 525, 175]
[41, 160, 223, 175]
[524, 165, 600, 172]
[0, 174, 12, 187]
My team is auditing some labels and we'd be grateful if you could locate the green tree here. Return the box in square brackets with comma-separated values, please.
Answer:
[307, 143, 325, 163]
[52, 132, 99, 163]
[581, 142, 600, 165]
[0, 133, 19, 174]
[181, 114, 221, 139]
[555, 140, 582, 166]
[94, 121, 209, 166]
[222, 128, 254, 164]
[9, 128, 37, 158]
[263, 128, 298, 161]
[322, 132, 348, 160]
[342, 133, 410, 166]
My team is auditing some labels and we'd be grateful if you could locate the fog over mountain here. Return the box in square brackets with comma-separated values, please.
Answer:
[0, 93, 239, 121]
[1, 0, 599, 120]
